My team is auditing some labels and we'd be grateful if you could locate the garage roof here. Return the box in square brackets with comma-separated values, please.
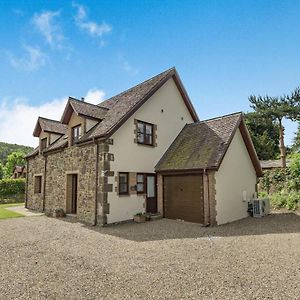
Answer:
[155, 112, 263, 176]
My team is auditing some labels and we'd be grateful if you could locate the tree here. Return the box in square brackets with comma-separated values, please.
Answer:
[0, 142, 33, 165]
[289, 153, 300, 191]
[288, 87, 300, 121]
[0, 163, 4, 180]
[292, 124, 300, 153]
[249, 93, 300, 167]
[4, 151, 25, 178]
[244, 112, 279, 160]
[289, 88, 300, 153]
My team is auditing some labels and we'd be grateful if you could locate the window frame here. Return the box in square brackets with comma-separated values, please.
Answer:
[40, 137, 47, 151]
[136, 173, 145, 194]
[34, 175, 42, 194]
[137, 120, 154, 146]
[118, 172, 129, 195]
[71, 124, 81, 145]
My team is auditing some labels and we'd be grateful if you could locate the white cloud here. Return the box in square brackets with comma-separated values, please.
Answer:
[7, 45, 47, 71]
[0, 89, 105, 147]
[0, 97, 67, 147]
[32, 10, 64, 49]
[84, 88, 105, 104]
[73, 2, 112, 38]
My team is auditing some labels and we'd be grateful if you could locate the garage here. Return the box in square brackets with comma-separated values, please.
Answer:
[163, 175, 204, 224]
[156, 113, 263, 226]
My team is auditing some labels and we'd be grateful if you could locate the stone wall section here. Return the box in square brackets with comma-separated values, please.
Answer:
[26, 155, 46, 211]
[45, 143, 97, 224]
[208, 171, 217, 226]
[97, 139, 115, 226]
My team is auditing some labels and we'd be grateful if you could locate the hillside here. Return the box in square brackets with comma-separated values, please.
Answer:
[0, 142, 34, 165]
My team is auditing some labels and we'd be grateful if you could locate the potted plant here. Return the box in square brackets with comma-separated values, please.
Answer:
[133, 212, 146, 223]
[53, 208, 65, 218]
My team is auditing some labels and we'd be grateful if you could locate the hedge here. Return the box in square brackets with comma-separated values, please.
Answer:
[0, 178, 25, 204]
[258, 154, 300, 211]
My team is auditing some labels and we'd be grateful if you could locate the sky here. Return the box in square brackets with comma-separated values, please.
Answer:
[0, 0, 299, 147]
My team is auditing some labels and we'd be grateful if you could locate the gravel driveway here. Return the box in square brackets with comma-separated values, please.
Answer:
[0, 213, 299, 299]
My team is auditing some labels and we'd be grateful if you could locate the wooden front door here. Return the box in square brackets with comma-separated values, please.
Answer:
[71, 174, 78, 214]
[67, 174, 78, 214]
[146, 174, 157, 213]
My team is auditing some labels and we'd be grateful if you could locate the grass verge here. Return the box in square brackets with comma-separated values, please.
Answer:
[0, 203, 25, 220]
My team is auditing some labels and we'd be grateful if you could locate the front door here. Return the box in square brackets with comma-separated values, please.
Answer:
[146, 174, 157, 213]
[71, 174, 78, 214]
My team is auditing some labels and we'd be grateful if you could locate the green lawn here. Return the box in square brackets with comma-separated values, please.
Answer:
[0, 203, 25, 220]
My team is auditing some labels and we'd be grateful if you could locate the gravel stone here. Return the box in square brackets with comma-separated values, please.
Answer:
[0, 212, 299, 299]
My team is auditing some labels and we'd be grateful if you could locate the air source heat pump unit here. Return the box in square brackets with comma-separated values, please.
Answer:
[252, 199, 270, 217]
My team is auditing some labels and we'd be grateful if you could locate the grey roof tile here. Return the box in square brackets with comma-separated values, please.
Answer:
[34, 117, 67, 136]
[44, 135, 68, 153]
[25, 147, 39, 158]
[155, 113, 242, 171]
[79, 68, 177, 142]
[260, 159, 291, 169]
[69, 98, 108, 120]
[30, 67, 198, 155]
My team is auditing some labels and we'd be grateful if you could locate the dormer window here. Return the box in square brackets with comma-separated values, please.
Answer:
[41, 138, 47, 151]
[137, 121, 153, 146]
[71, 125, 81, 145]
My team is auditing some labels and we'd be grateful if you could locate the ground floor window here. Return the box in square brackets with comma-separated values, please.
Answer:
[119, 172, 129, 195]
[34, 176, 42, 194]
[137, 173, 145, 193]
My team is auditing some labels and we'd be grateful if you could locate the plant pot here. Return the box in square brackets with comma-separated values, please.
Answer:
[133, 215, 146, 223]
[53, 208, 65, 218]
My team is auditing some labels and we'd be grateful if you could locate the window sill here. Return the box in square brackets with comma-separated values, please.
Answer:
[118, 193, 130, 197]
[137, 142, 155, 147]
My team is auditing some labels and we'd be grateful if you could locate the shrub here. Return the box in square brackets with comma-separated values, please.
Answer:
[258, 191, 268, 198]
[286, 192, 300, 210]
[288, 154, 300, 191]
[0, 178, 25, 204]
[259, 154, 300, 211]
[269, 191, 286, 209]
[259, 168, 290, 194]
[269, 190, 299, 211]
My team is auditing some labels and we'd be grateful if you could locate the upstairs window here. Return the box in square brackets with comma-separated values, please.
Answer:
[71, 125, 81, 145]
[119, 172, 129, 195]
[41, 138, 47, 151]
[137, 121, 153, 146]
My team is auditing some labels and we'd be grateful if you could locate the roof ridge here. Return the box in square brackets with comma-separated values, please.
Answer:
[189, 112, 242, 125]
[38, 116, 63, 124]
[98, 67, 175, 106]
[69, 97, 109, 110]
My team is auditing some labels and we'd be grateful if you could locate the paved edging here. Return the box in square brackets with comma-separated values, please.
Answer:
[4, 205, 44, 217]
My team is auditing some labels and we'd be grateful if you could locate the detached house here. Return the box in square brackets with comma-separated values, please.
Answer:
[12, 166, 27, 178]
[26, 68, 262, 226]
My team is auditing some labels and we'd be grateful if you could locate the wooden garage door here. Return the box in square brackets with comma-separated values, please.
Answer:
[164, 175, 204, 224]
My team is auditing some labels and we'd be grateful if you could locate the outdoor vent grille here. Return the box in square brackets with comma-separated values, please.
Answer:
[252, 199, 270, 217]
